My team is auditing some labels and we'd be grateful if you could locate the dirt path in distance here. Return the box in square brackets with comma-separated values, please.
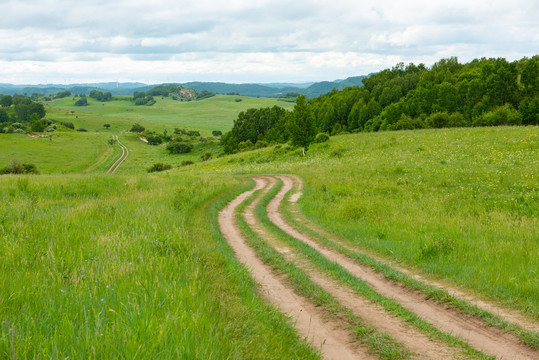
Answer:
[218, 178, 375, 360]
[106, 135, 129, 174]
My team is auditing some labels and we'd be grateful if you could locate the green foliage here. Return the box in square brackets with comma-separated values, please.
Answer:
[1, 95, 13, 107]
[181, 160, 194, 166]
[212, 130, 222, 137]
[76, 128, 88, 132]
[145, 134, 162, 145]
[166, 141, 193, 154]
[54, 90, 71, 99]
[30, 119, 45, 132]
[473, 104, 522, 126]
[0, 161, 38, 175]
[62, 121, 75, 129]
[314, 133, 330, 143]
[0, 108, 9, 123]
[104, 123, 111, 129]
[130, 123, 145, 133]
[89, 90, 112, 102]
[200, 152, 212, 161]
[288, 95, 316, 155]
[196, 90, 216, 100]
[146, 162, 172, 173]
[74, 95, 88, 106]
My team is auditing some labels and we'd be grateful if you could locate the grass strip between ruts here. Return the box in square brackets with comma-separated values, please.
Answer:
[255, 177, 493, 360]
[235, 179, 413, 360]
[280, 180, 539, 350]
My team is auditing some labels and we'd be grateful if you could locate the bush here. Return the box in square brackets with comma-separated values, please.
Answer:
[166, 141, 193, 154]
[76, 128, 87, 132]
[104, 124, 111, 129]
[45, 126, 56, 132]
[314, 133, 330, 143]
[130, 123, 145, 133]
[31, 119, 45, 132]
[187, 130, 200, 137]
[62, 122, 75, 129]
[181, 160, 194, 166]
[147, 163, 172, 173]
[1, 161, 38, 175]
[426, 112, 450, 128]
[200, 152, 212, 161]
[255, 140, 268, 149]
[473, 104, 522, 127]
[212, 130, 222, 137]
[74, 96, 88, 106]
[391, 115, 425, 130]
[146, 135, 162, 145]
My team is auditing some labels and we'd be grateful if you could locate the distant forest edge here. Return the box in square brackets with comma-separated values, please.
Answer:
[0, 76, 368, 98]
[222, 56, 538, 153]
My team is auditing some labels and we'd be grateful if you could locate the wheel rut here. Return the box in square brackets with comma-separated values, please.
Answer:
[218, 178, 373, 360]
[266, 174, 539, 360]
[106, 135, 129, 174]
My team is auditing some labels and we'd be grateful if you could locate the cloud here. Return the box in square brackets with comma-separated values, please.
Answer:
[0, 0, 537, 83]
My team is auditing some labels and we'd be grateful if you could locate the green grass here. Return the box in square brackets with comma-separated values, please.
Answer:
[45, 95, 294, 136]
[0, 174, 319, 359]
[235, 184, 411, 360]
[192, 126, 539, 319]
[0, 131, 114, 174]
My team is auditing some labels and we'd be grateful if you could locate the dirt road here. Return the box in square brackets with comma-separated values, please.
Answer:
[219, 175, 539, 359]
[106, 135, 129, 174]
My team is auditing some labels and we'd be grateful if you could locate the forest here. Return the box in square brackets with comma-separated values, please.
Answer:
[222, 56, 538, 153]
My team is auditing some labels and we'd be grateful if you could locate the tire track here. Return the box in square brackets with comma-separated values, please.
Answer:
[266, 174, 539, 360]
[244, 176, 457, 360]
[106, 135, 129, 174]
[284, 174, 539, 335]
[219, 177, 375, 360]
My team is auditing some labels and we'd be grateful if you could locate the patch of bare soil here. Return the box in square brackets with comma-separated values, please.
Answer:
[106, 135, 129, 174]
[218, 177, 375, 360]
[266, 175, 539, 360]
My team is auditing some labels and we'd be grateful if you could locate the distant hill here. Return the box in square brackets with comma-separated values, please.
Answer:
[0, 76, 368, 98]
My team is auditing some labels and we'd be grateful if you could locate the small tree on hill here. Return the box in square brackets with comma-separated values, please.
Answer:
[287, 95, 316, 156]
[130, 123, 145, 132]
[104, 123, 111, 129]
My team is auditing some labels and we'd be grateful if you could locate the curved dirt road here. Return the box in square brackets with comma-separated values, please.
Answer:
[106, 135, 129, 174]
[219, 175, 539, 359]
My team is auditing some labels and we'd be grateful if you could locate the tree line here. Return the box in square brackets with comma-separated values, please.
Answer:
[0, 94, 48, 133]
[222, 56, 538, 154]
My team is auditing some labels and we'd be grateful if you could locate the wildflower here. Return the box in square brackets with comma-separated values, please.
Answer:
[101, 298, 104, 302]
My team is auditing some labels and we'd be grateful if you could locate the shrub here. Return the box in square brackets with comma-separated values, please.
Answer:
[1, 161, 38, 175]
[104, 124, 111, 129]
[200, 152, 212, 161]
[166, 142, 193, 154]
[235, 99, 242, 102]
[147, 163, 172, 173]
[45, 126, 56, 132]
[31, 119, 45, 132]
[314, 133, 330, 143]
[76, 128, 88, 132]
[426, 112, 450, 128]
[62, 122, 75, 129]
[181, 160, 194, 166]
[392, 115, 425, 130]
[255, 140, 268, 149]
[187, 130, 200, 137]
[130, 123, 145, 132]
[146, 135, 162, 145]
[13, 129, 24, 134]
[212, 130, 222, 137]
[473, 104, 522, 127]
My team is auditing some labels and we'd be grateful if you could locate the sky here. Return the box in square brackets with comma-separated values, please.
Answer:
[1, 0, 538, 84]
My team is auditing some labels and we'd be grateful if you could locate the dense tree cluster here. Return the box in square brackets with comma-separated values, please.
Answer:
[222, 56, 538, 154]
[0, 94, 50, 133]
[89, 90, 112, 102]
[54, 90, 71, 99]
[311, 56, 538, 133]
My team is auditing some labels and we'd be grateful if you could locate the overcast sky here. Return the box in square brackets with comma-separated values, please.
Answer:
[1, 0, 538, 84]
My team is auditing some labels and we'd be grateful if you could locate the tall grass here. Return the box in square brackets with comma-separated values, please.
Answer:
[0, 173, 318, 358]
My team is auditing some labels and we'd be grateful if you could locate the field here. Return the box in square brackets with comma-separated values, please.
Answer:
[1, 94, 538, 359]
[45, 95, 295, 136]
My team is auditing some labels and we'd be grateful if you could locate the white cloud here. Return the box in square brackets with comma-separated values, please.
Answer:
[0, 0, 537, 83]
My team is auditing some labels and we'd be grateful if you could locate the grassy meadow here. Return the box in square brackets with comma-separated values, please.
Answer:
[193, 126, 539, 319]
[1, 90, 537, 358]
[45, 95, 295, 136]
[0, 173, 319, 359]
